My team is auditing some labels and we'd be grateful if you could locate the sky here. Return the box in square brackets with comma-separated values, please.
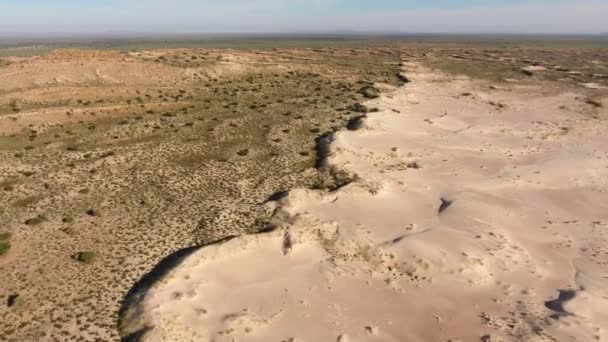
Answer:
[0, 0, 607, 34]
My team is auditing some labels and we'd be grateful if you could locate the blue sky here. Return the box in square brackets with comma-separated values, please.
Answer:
[0, 0, 606, 34]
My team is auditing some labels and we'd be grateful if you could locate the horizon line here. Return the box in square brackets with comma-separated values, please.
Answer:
[1, 31, 607, 38]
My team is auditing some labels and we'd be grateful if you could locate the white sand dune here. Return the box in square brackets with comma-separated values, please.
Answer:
[127, 62, 608, 341]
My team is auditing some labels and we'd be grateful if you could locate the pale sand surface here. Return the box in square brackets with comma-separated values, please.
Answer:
[128, 62, 608, 341]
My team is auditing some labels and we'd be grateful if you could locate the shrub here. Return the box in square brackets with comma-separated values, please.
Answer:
[7, 294, 22, 308]
[396, 73, 411, 83]
[521, 69, 534, 76]
[1, 232, 11, 256]
[359, 86, 380, 99]
[350, 103, 368, 113]
[407, 161, 421, 169]
[0, 241, 10, 255]
[347, 115, 366, 130]
[9, 99, 22, 113]
[586, 98, 603, 108]
[71, 251, 96, 264]
[24, 215, 46, 225]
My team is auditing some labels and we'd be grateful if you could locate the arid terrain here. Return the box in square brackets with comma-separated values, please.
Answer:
[1, 39, 607, 342]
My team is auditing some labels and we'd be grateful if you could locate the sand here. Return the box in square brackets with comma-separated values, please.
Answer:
[125, 62, 608, 341]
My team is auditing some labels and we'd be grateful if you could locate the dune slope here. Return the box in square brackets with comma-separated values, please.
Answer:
[125, 62, 608, 342]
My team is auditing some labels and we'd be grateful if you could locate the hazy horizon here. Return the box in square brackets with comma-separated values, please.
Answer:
[0, 0, 607, 35]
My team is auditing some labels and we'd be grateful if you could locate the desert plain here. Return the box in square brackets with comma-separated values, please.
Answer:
[0, 38, 607, 342]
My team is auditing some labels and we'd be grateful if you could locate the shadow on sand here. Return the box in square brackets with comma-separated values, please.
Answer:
[117, 236, 236, 341]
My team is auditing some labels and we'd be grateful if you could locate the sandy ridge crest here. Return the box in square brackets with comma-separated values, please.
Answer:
[126, 61, 608, 342]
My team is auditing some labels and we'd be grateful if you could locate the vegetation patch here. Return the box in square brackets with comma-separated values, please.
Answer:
[71, 251, 96, 264]
[360, 86, 380, 99]
[0, 232, 11, 256]
[24, 215, 46, 226]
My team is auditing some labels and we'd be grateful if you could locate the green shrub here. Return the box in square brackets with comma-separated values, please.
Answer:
[71, 251, 96, 264]
[0, 241, 10, 255]
[24, 215, 46, 225]
[0, 234, 11, 255]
